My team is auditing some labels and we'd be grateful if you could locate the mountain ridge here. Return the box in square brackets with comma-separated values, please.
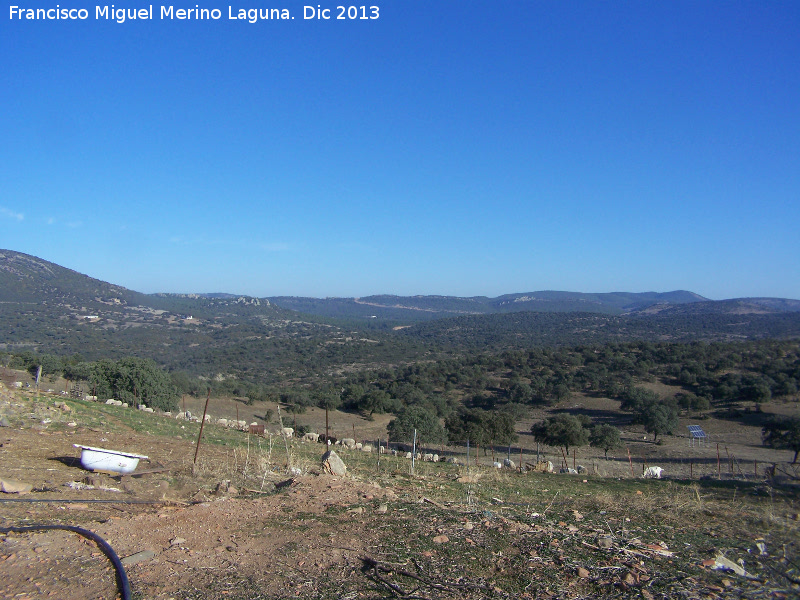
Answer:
[3, 250, 799, 322]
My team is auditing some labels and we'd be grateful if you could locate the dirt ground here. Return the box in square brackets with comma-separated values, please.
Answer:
[1, 383, 799, 600]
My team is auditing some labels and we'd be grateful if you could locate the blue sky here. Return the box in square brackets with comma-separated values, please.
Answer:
[2, 1, 799, 299]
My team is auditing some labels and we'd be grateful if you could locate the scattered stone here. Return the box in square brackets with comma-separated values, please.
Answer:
[120, 550, 156, 566]
[577, 567, 590, 578]
[623, 572, 636, 585]
[376, 504, 388, 513]
[321, 450, 347, 476]
[347, 507, 364, 514]
[0, 478, 33, 494]
[170, 537, 187, 546]
[597, 536, 614, 549]
[432, 535, 449, 544]
[0, 416, 11, 427]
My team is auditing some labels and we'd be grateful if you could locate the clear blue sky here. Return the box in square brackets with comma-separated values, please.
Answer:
[2, 1, 798, 299]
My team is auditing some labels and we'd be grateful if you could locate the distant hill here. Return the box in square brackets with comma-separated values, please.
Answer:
[2, 249, 799, 385]
[267, 290, 711, 320]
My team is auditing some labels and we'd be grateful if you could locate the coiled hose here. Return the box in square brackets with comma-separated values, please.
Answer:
[0, 524, 132, 600]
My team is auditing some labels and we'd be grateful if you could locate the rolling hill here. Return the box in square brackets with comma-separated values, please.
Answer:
[2, 249, 800, 384]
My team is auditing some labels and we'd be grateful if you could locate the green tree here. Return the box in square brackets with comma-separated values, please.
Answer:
[387, 406, 447, 446]
[589, 423, 622, 458]
[358, 389, 399, 419]
[639, 401, 679, 442]
[445, 408, 517, 451]
[762, 416, 800, 464]
[530, 413, 590, 454]
[620, 386, 660, 414]
[92, 357, 179, 412]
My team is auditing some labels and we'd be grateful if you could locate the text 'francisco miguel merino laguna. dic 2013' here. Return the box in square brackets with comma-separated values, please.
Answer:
[9, 5, 381, 22]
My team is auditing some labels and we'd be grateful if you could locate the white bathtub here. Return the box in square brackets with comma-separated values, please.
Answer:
[73, 444, 149, 475]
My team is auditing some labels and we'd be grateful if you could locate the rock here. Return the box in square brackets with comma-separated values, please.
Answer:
[321, 450, 347, 476]
[0, 416, 11, 427]
[597, 536, 614, 549]
[559, 468, 578, 474]
[121, 550, 156, 566]
[432, 535, 449, 544]
[376, 504, 388, 513]
[503, 458, 516, 469]
[170, 537, 186, 546]
[622, 572, 636, 585]
[578, 567, 590, 578]
[0, 478, 33, 494]
[577, 465, 588, 474]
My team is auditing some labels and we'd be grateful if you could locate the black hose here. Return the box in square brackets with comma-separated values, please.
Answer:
[0, 498, 177, 504]
[0, 524, 132, 600]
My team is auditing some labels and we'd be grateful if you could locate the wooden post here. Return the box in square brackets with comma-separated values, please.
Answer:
[754, 459, 758, 479]
[411, 429, 417, 476]
[573, 449, 576, 471]
[627, 447, 634, 478]
[561, 447, 569, 470]
[717, 443, 721, 479]
[182, 394, 186, 416]
[193, 388, 211, 470]
[519, 445, 523, 472]
[475, 443, 479, 466]
[690, 461, 693, 479]
[325, 407, 329, 442]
